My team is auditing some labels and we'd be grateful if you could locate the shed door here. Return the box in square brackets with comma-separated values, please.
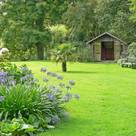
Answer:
[101, 41, 114, 60]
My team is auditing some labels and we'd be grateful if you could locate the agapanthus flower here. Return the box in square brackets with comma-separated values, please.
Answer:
[21, 74, 34, 82]
[47, 71, 52, 76]
[47, 93, 55, 101]
[57, 75, 63, 80]
[50, 72, 57, 77]
[51, 115, 60, 125]
[66, 85, 71, 90]
[41, 67, 47, 72]
[0, 71, 7, 77]
[21, 66, 29, 72]
[74, 94, 80, 100]
[59, 83, 65, 87]
[0, 72, 7, 84]
[48, 85, 55, 91]
[0, 96, 4, 102]
[52, 87, 60, 93]
[69, 80, 75, 86]
[43, 77, 49, 82]
[63, 93, 72, 102]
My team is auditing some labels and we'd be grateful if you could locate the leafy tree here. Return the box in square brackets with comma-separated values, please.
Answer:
[130, 0, 136, 22]
[128, 42, 136, 57]
[52, 43, 76, 72]
[64, 0, 136, 44]
[63, 0, 98, 42]
[49, 24, 69, 47]
[0, 0, 73, 60]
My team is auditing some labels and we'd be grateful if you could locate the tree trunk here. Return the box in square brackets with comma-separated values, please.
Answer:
[36, 43, 44, 60]
[62, 61, 67, 72]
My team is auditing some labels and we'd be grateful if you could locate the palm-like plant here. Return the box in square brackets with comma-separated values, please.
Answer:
[52, 43, 76, 72]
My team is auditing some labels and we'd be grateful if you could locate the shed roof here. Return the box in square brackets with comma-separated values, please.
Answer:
[87, 32, 127, 45]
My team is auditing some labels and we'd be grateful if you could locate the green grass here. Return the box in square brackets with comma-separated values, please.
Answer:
[15, 61, 136, 136]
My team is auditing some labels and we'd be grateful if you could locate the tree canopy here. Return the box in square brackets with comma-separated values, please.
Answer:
[0, 0, 136, 60]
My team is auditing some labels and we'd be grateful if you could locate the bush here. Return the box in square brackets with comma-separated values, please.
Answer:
[0, 48, 9, 62]
[0, 117, 36, 136]
[0, 63, 79, 135]
[118, 42, 136, 69]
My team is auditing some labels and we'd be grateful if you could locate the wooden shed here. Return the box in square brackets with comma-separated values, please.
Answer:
[87, 32, 127, 61]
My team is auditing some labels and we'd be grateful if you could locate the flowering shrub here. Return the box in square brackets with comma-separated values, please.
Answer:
[0, 48, 9, 62]
[0, 63, 79, 135]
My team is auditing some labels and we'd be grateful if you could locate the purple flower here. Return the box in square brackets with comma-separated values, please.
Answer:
[41, 67, 47, 72]
[21, 66, 29, 71]
[51, 115, 60, 125]
[57, 75, 63, 80]
[0, 96, 4, 102]
[52, 87, 60, 93]
[51, 72, 57, 77]
[66, 85, 71, 90]
[43, 77, 49, 82]
[74, 94, 80, 100]
[0, 72, 7, 84]
[63, 93, 72, 102]
[47, 93, 55, 101]
[0, 72, 7, 77]
[69, 80, 75, 86]
[48, 85, 55, 91]
[59, 83, 65, 87]
[47, 72, 52, 76]
[20, 74, 34, 82]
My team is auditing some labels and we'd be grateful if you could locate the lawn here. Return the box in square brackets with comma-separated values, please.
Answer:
[15, 61, 136, 136]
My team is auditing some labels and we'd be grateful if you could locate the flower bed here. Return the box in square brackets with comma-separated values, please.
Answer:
[0, 62, 79, 136]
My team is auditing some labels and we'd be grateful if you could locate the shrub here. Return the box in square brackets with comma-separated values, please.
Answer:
[0, 63, 37, 86]
[0, 85, 52, 120]
[0, 117, 36, 136]
[0, 48, 9, 62]
[118, 43, 136, 69]
[0, 63, 79, 135]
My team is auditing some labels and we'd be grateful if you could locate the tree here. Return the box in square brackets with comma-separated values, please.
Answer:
[128, 42, 136, 58]
[49, 24, 69, 47]
[64, 0, 136, 44]
[130, 0, 136, 22]
[63, 0, 98, 42]
[52, 43, 76, 72]
[0, 0, 73, 60]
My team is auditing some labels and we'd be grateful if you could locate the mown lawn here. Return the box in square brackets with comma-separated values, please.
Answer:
[15, 61, 136, 136]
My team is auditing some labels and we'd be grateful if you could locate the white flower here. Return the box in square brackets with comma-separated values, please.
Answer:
[3, 12, 7, 16]
[1, 48, 9, 53]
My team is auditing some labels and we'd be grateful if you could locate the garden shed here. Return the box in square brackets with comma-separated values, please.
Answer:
[87, 32, 127, 61]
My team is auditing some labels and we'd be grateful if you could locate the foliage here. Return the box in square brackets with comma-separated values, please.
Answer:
[0, 0, 73, 60]
[128, 42, 136, 58]
[118, 42, 136, 69]
[10, 48, 37, 61]
[0, 85, 52, 119]
[49, 24, 69, 46]
[0, 63, 37, 86]
[130, 0, 136, 22]
[63, 0, 98, 42]
[0, 63, 79, 135]
[0, 117, 36, 136]
[64, 0, 136, 43]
